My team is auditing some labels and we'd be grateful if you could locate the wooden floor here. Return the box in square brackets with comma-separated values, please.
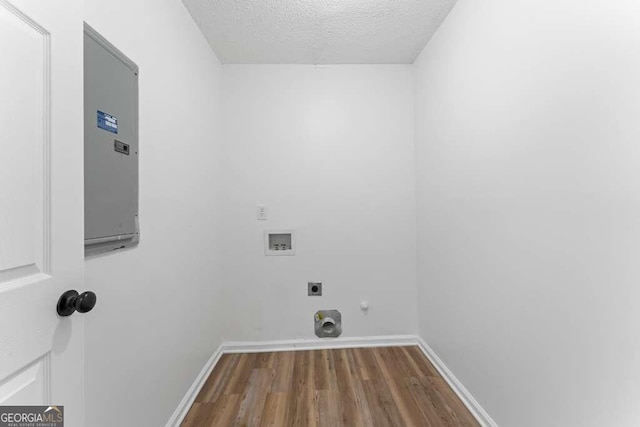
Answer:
[182, 346, 478, 427]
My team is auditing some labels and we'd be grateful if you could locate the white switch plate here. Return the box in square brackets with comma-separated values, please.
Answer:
[256, 205, 267, 220]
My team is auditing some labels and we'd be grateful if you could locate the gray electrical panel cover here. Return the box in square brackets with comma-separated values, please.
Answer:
[84, 23, 139, 255]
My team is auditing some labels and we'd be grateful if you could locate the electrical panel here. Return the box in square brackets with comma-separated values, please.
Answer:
[84, 23, 139, 255]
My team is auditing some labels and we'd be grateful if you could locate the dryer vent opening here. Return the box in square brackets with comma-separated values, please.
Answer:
[315, 310, 342, 338]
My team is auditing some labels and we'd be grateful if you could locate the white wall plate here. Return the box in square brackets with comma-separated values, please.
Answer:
[264, 229, 296, 256]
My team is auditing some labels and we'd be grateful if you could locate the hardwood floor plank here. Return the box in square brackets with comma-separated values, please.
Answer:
[289, 351, 316, 427]
[326, 349, 339, 390]
[405, 376, 451, 427]
[182, 394, 242, 427]
[389, 346, 423, 378]
[291, 351, 313, 391]
[195, 353, 241, 403]
[224, 353, 257, 394]
[290, 383, 316, 427]
[316, 389, 343, 427]
[181, 402, 217, 427]
[419, 376, 478, 426]
[183, 347, 480, 427]
[387, 375, 431, 427]
[373, 348, 428, 427]
[373, 347, 405, 379]
[271, 351, 294, 392]
[260, 392, 290, 426]
[404, 345, 441, 377]
[255, 351, 276, 369]
[313, 349, 337, 391]
[210, 394, 242, 426]
[334, 348, 371, 427]
[351, 347, 380, 380]
[361, 378, 404, 427]
[234, 368, 273, 426]
[398, 346, 433, 378]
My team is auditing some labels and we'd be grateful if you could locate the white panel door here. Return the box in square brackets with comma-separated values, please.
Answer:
[0, 0, 85, 425]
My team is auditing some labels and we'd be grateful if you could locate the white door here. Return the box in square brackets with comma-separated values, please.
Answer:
[0, 0, 85, 425]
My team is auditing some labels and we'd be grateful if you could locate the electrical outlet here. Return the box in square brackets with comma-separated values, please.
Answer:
[308, 281, 322, 296]
[256, 205, 267, 220]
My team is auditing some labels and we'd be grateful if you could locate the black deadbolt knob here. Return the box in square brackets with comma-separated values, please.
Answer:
[57, 290, 97, 317]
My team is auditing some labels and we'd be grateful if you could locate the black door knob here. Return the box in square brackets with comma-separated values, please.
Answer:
[57, 290, 97, 317]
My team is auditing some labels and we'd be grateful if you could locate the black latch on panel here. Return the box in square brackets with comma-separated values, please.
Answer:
[114, 140, 130, 155]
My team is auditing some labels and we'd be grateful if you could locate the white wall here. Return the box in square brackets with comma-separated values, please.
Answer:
[83, 1, 224, 426]
[414, 1, 640, 426]
[220, 65, 418, 342]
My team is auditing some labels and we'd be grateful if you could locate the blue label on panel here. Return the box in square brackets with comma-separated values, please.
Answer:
[97, 110, 118, 134]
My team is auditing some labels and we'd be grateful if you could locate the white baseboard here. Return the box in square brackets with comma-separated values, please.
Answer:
[165, 345, 224, 427]
[167, 335, 495, 427]
[222, 334, 418, 353]
[416, 337, 497, 427]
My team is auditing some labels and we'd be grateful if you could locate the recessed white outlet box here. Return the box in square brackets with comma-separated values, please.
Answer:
[256, 205, 267, 220]
[264, 229, 296, 256]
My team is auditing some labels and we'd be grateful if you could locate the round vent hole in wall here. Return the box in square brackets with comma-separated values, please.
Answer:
[322, 318, 336, 333]
[315, 310, 341, 338]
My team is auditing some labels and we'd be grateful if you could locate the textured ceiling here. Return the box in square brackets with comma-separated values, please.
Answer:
[181, 0, 457, 64]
